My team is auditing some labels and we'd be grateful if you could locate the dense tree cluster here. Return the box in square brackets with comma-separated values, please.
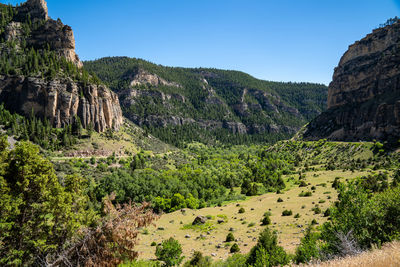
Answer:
[95, 144, 292, 213]
[0, 104, 80, 150]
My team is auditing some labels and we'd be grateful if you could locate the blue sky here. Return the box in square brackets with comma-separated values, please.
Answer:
[5, 0, 400, 84]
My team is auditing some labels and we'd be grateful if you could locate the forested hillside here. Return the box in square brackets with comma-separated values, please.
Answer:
[85, 57, 327, 146]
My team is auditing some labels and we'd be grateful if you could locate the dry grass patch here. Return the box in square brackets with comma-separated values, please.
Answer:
[295, 241, 400, 267]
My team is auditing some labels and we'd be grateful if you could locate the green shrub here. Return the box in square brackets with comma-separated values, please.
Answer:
[246, 228, 289, 266]
[277, 197, 283, 202]
[321, 182, 400, 254]
[151, 241, 157, 246]
[183, 251, 212, 267]
[248, 222, 256, 227]
[238, 207, 245, 214]
[323, 208, 331, 217]
[230, 243, 240, 253]
[299, 191, 312, 197]
[262, 214, 271, 225]
[312, 206, 321, 214]
[282, 210, 293, 216]
[155, 238, 184, 266]
[226, 233, 235, 242]
[294, 213, 301, 218]
[294, 226, 320, 264]
[299, 180, 308, 187]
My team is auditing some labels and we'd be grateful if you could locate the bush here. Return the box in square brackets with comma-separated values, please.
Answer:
[155, 238, 184, 266]
[324, 208, 331, 217]
[226, 233, 235, 242]
[238, 207, 245, 214]
[183, 251, 212, 267]
[312, 206, 321, 214]
[299, 191, 312, 197]
[282, 210, 293, 216]
[294, 213, 301, 218]
[294, 226, 320, 264]
[246, 228, 289, 266]
[321, 182, 400, 254]
[151, 241, 157, 246]
[230, 243, 240, 253]
[262, 214, 271, 225]
[277, 197, 283, 202]
[299, 180, 307, 187]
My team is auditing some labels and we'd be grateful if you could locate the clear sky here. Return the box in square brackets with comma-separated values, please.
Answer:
[4, 0, 400, 84]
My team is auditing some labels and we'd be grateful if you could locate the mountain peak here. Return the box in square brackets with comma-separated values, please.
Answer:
[17, 0, 49, 22]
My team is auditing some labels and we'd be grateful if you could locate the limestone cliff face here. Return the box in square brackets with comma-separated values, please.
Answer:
[15, 0, 49, 22]
[28, 19, 83, 68]
[0, 0, 123, 132]
[304, 22, 400, 142]
[12, 0, 83, 67]
[0, 76, 123, 132]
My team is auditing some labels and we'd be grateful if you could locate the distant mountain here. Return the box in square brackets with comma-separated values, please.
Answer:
[85, 57, 327, 146]
[0, 0, 123, 132]
[304, 19, 400, 143]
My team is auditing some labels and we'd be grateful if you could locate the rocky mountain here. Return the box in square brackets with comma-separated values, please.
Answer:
[85, 57, 327, 146]
[0, 0, 123, 132]
[304, 20, 400, 143]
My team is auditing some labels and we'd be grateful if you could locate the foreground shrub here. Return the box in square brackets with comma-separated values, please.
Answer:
[0, 140, 96, 265]
[294, 226, 321, 263]
[156, 238, 184, 266]
[246, 228, 289, 267]
[183, 251, 212, 267]
[45, 194, 157, 266]
[321, 181, 400, 255]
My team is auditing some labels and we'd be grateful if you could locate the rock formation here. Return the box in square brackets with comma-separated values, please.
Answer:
[304, 21, 400, 142]
[0, 76, 123, 132]
[0, 0, 123, 132]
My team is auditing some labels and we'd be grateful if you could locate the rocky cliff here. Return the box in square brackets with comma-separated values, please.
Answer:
[0, 0, 123, 132]
[304, 21, 400, 142]
[0, 76, 123, 132]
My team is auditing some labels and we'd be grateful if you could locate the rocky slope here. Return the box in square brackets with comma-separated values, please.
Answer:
[304, 21, 400, 142]
[85, 57, 327, 145]
[0, 0, 123, 132]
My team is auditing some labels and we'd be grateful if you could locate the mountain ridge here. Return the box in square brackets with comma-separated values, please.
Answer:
[85, 56, 328, 146]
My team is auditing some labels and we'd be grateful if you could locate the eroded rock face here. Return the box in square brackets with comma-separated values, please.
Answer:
[15, 0, 49, 22]
[304, 22, 400, 142]
[28, 19, 83, 67]
[0, 0, 123, 132]
[129, 69, 181, 88]
[0, 76, 123, 132]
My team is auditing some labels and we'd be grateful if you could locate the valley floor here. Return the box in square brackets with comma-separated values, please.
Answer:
[136, 169, 381, 261]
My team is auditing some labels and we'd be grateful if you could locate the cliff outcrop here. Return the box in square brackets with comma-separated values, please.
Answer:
[0, 76, 123, 132]
[0, 0, 123, 132]
[304, 21, 400, 142]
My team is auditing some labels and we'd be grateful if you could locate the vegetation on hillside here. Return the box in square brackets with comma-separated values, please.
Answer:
[0, 104, 83, 150]
[0, 131, 399, 265]
[84, 57, 327, 146]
